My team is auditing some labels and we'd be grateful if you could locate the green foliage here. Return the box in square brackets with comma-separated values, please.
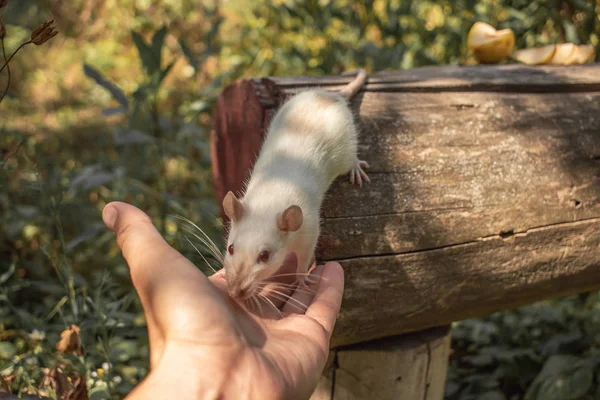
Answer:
[1, 7, 225, 397]
[222, 0, 599, 76]
[447, 294, 600, 400]
[1, 0, 600, 398]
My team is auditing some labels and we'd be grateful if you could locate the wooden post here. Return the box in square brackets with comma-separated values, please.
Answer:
[311, 326, 451, 400]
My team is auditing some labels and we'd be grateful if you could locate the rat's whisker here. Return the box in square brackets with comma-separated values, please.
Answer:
[171, 214, 224, 262]
[247, 295, 259, 315]
[171, 214, 221, 256]
[257, 293, 283, 318]
[266, 289, 309, 311]
[267, 273, 313, 280]
[185, 237, 218, 274]
[186, 229, 224, 263]
[270, 293, 308, 312]
[260, 282, 315, 295]
[268, 272, 332, 285]
[252, 294, 265, 317]
[185, 231, 224, 264]
[268, 292, 308, 313]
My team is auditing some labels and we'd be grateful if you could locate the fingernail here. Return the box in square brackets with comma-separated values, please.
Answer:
[103, 205, 118, 231]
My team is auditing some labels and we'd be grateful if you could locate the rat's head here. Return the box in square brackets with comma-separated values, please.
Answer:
[222, 191, 303, 300]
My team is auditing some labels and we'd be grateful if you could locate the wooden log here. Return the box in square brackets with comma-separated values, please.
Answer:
[310, 326, 451, 400]
[210, 64, 600, 347]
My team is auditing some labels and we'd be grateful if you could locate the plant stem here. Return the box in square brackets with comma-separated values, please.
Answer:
[0, 139, 24, 173]
[152, 89, 168, 235]
[0, 38, 10, 102]
[0, 40, 32, 74]
[0, 374, 11, 394]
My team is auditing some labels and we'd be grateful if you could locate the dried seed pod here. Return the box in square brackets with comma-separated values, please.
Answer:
[31, 19, 58, 45]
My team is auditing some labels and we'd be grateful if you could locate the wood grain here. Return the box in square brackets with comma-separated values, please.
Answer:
[319, 91, 600, 259]
[271, 64, 600, 92]
[332, 217, 600, 346]
[310, 327, 450, 400]
[334, 327, 450, 400]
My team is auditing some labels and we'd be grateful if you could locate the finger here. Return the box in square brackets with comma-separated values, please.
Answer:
[103, 202, 173, 366]
[305, 262, 344, 336]
[103, 202, 207, 298]
[208, 268, 229, 295]
[282, 264, 320, 314]
[103, 202, 216, 365]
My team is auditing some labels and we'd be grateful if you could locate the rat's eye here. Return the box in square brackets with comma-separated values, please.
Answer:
[228, 244, 234, 255]
[257, 250, 270, 263]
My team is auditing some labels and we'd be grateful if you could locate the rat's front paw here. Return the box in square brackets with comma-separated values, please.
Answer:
[349, 159, 370, 186]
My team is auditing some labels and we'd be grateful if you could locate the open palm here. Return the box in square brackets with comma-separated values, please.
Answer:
[102, 202, 344, 400]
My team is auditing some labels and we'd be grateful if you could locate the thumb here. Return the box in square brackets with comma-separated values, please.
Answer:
[103, 201, 185, 295]
[103, 201, 185, 367]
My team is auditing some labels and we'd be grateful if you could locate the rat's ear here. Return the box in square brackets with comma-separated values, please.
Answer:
[223, 191, 244, 221]
[277, 205, 303, 232]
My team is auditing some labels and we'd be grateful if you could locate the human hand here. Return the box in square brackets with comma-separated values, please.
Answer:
[102, 202, 344, 400]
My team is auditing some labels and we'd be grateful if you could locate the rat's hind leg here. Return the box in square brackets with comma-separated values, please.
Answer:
[349, 158, 370, 186]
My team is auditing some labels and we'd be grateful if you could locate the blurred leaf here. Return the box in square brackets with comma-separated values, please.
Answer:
[102, 107, 127, 117]
[464, 352, 495, 367]
[535, 368, 592, 399]
[445, 380, 461, 397]
[15, 205, 40, 219]
[66, 223, 105, 251]
[179, 39, 199, 71]
[541, 331, 582, 356]
[70, 165, 116, 191]
[158, 61, 176, 85]
[150, 25, 168, 63]
[109, 339, 139, 362]
[479, 391, 506, 400]
[131, 31, 160, 75]
[89, 387, 111, 400]
[83, 64, 129, 108]
[189, 100, 210, 113]
[462, 374, 499, 389]
[0, 262, 15, 285]
[0, 342, 17, 359]
[114, 129, 154, 146]
[525, 355, 593, 400]
[563, 20, 579, 44]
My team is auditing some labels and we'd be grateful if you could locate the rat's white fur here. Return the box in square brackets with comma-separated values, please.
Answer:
[224, 74, 365, 299]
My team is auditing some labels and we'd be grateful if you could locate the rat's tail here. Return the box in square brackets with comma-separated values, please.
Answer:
[339, 68, 367, 100]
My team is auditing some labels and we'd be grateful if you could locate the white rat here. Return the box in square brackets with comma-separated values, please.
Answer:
[222, 69, 369, 301]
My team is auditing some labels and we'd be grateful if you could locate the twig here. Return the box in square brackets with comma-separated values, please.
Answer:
[0, 40, 32, 74]
[0, 139, 24, 173]
[0, 373, 11, 394]
[0, 37, 10, 101]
